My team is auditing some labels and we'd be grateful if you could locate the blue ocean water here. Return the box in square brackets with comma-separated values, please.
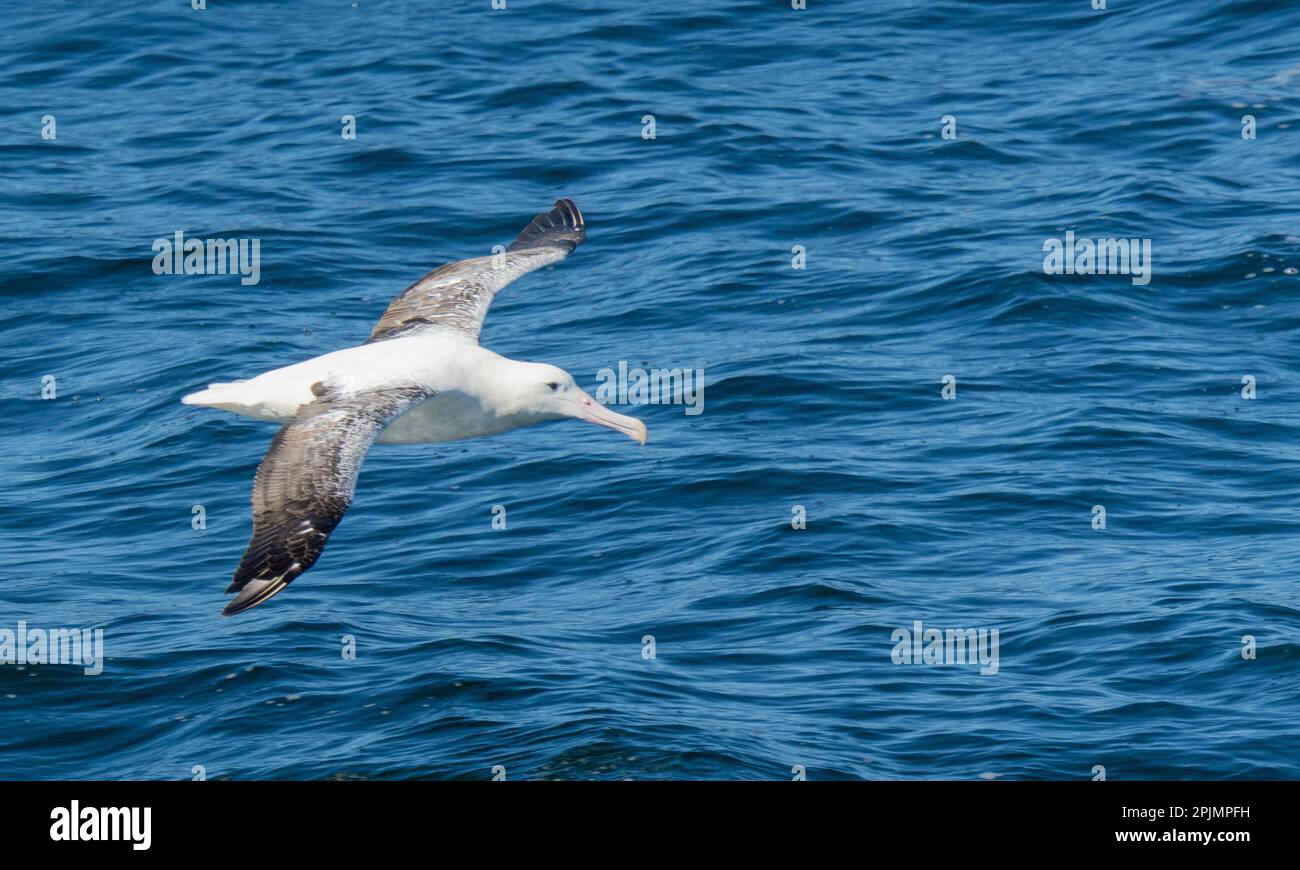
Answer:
[2, 0, 1299, 780]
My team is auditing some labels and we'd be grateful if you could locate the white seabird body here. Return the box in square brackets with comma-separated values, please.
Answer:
[181, 199, 648, 616]
[183, 335, 622, 445]
[184, 332, 523, 442]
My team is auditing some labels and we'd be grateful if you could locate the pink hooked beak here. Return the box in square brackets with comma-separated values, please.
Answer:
[571, 388, 648, 445]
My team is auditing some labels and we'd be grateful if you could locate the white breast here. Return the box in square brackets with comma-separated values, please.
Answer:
[378, 390, 520, 444]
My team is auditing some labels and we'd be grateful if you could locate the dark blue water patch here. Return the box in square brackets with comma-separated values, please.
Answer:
[2, 0, 1300, 780]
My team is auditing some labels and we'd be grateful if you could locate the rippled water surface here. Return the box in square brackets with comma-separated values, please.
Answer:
[2, 0, 1299, 779]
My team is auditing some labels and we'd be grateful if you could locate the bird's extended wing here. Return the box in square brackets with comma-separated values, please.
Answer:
[366, 198, 586, 344]
[223, 384, 434, 616]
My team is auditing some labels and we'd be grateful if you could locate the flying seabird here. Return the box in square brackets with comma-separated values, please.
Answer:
[182, 199, 646, 616]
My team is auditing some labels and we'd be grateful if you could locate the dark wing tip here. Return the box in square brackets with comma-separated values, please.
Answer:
[222, 563, 301, 616]
[222, 577, 292, 617]
[507, 198, 587, 254]
[222, 514, 337, 616]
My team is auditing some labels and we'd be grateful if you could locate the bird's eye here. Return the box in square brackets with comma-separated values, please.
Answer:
[546, 382, 560, 392]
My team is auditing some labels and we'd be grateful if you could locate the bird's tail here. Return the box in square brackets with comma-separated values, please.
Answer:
[181, 380, 277, 419]
[183, 381, 240, 406]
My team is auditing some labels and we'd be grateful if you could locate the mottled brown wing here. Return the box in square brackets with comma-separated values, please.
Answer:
[366, 198, 586, 344]
[222, 385, 433, 616]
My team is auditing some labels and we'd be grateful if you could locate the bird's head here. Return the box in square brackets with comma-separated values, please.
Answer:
[506, 362, 647, 445]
